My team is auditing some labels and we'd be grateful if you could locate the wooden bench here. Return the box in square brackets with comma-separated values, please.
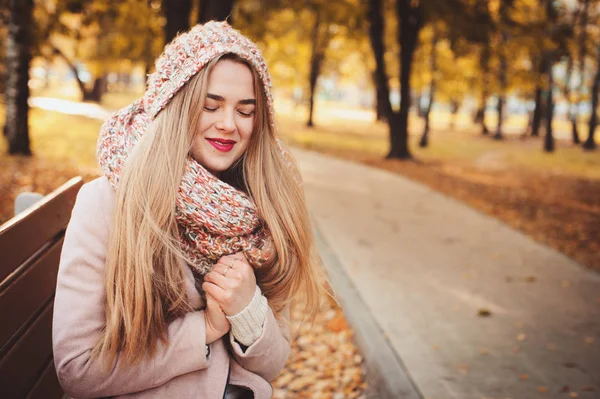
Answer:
[0, 177, 83, 399]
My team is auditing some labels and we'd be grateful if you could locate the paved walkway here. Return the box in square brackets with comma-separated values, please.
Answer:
[30, 97, 599, 398]
[294, 148, 600, 399]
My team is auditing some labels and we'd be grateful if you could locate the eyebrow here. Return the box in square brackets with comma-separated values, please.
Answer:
[207, 93, 256, 105]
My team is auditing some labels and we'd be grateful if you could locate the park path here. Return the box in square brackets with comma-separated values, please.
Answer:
[31, 97, 600, 398]
[294, 147, 600, 399]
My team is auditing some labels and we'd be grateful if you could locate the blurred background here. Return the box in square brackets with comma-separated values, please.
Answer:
[1, 1, 599, 397]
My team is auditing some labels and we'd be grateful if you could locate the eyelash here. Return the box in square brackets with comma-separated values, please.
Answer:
[203, 107, 254, 117]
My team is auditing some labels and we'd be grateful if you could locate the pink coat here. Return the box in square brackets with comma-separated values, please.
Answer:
[52, 177, 291, 398]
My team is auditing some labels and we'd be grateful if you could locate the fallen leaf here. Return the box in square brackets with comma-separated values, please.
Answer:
[580, 386, 595, 392]
[520, 374, 529, 381]
[569, 393, 579, 398]
[275, 373, 293, 387]
[326, 315, 348, 333]
[478, 308, 492, 317]
[537, 386, 549, 393]
[525, 275, 536, 283]
[517, 333, 527, 341]
[455, 364, 469, 374]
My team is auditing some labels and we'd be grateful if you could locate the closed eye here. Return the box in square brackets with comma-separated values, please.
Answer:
[204, 106, 217, 112]
[238, 110, 254, 117]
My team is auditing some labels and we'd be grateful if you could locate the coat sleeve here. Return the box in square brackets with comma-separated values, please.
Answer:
[228, 303, 291, 381]
[52, 179, 209, 399]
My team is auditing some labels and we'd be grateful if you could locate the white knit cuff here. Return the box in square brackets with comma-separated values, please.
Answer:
[226, 285, 268, 346]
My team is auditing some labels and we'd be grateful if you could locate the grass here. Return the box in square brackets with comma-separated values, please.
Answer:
[1, 97, 598, 271]
[0, 107, 103, 224]
[277, 102, 600, 271]
[277, 103, 600, 179]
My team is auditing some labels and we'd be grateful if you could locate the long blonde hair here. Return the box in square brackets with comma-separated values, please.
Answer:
[94, 54, 324, 366]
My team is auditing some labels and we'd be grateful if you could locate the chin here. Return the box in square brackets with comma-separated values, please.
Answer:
[206, 163, 233, 177]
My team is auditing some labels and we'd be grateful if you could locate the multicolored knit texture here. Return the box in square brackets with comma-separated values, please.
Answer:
[144, 20, 275, 128]
[96, 21, 289, 276]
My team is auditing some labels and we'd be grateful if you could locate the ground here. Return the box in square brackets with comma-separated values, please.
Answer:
[277, 103, 600, 272]
[1, 93, 598, 397]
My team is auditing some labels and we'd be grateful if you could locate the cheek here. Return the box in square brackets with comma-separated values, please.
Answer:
[198, 115, 213, 134]
[239, 118, 255, 140]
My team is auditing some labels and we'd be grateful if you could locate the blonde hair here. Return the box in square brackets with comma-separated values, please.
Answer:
[94, 54, 324, 367]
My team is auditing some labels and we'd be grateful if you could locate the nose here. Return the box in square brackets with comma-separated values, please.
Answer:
[215, 108, 236, 133]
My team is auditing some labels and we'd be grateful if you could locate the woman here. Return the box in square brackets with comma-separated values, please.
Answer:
[52, 21, 322, 398]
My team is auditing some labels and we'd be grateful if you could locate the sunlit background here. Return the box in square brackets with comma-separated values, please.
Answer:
[1, 0, 599, 398]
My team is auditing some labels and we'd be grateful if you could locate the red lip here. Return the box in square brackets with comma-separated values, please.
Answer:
[206, 138, 236, 152]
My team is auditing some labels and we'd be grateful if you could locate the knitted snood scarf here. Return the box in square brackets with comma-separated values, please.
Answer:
[96, 21, 294, 279]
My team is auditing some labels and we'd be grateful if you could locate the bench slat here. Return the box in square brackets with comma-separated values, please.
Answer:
[0, 177, 83, 283]
[26, 358, 63, 399]
[0, 237, 63, 352]
[0, 300, 54, 399]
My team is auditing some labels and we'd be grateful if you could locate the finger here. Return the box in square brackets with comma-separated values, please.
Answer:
[217, 255, 248, 272]
[202, 281, 228, 303]
[205, 293, 226, 314]
[211, 264, 241, 281]
[205, 270, 236, 288]
[218, 255, 239, 269]
[234, 252, 249, 262]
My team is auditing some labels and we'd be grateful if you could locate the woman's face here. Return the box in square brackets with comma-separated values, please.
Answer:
[191, 59, 256, 176]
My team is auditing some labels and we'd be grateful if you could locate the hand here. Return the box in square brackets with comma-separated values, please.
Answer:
[202, 253, 257, 316]
[205, 292, 230, 344]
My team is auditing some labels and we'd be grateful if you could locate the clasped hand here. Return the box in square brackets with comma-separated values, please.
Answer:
[202, 252, 257, 344]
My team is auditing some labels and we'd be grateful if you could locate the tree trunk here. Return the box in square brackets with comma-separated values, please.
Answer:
[573, 0, 590, 144]
[367, 0, 393, 122]
[494, 32, 507, 140]
[544, 66, 554, 152]
[389, 0, 422, 159]
[198, 0, 235, 24]
[420, 27, 438, 148]
[532, 0, 559, 139]
[476, 0, 490, 135]
[307, 10, 324, 128]
[143, 0, 155, 86]
[530, 85, 543, 136]
[563, 55, 580, 144]
[583, 45, 600, 150]
[474, 92, 489, 135]
[543, 0, 556, 151]
[84, 74, 107, 102]
[4, 0, 33, 155]
[419, 84, 434, 147]
[373, 72, 387, 122]
[164, 0, 192, 44]
[415, 93, 424, 118]
[450, 99, 460, 131]
[388, 112, 410, 158]
[51, 45, 97, 102]
[494, 0, 512, 141]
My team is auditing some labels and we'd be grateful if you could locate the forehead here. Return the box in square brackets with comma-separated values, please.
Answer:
[207, 59, 255, 98]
